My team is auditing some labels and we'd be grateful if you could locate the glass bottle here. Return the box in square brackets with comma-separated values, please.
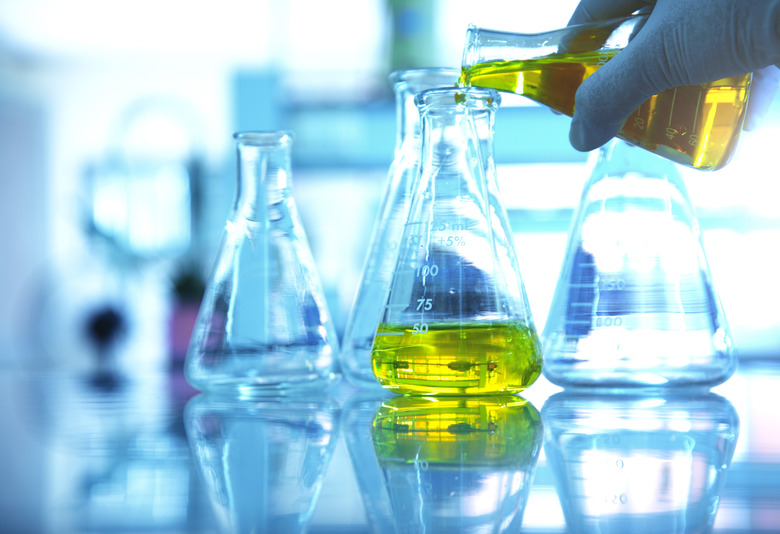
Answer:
[371, 395, 543, 533]
[341, 68, 460, 390]
[459, 15, 751, 171]
[542, 140, 736, 388]
[542, 390, 739, 533]
[371, 87, 542, 395]
[185, 131, 339, 396]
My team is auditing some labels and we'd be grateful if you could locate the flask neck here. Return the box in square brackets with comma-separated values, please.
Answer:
[417, 88, 499, 170]
[391, 68, 461, 151]
[233, 131, 293, 220]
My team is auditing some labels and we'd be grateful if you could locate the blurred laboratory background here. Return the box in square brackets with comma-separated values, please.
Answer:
[2, 0, 780, 370]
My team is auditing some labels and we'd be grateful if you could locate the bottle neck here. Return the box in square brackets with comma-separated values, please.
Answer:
[234, 132, 292, 220]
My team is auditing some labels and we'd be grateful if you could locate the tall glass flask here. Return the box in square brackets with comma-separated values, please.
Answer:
[341, 68, 459, 390]
[459, 15, 751, 171]
[185, 131, 339, 395]
[371, 87, 542, 395]
[542, 140, 735, 388]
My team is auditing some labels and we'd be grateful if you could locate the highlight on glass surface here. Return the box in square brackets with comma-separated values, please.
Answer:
[184, 131, 340, 396]
[370, 87, 542, 395]
[458, 15, 751, 171]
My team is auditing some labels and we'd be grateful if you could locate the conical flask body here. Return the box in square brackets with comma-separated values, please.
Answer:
[371, 88, 542, 395]
[542, 140, 735, 388]
[341, 68, 460, 390]
[185, 131, 339, 395]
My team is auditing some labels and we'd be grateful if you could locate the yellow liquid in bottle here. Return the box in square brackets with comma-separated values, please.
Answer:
[458, 52, 751, 170]
[371, 322, 542, 395]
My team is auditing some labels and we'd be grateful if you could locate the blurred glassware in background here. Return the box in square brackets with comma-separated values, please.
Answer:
[340, 67, 459, 390]
[341, 389, 398, 534]
[184, 393, 340, 534]
[371, 395, 542, 533]
[185, 131, 339, 396]
[542, 140, 736, 388]
[371, 87, 541, 395]
[459, 15, 752, 171]
[542, 390, 739, 533]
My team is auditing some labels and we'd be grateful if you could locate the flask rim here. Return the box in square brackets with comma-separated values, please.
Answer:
[415, 86, 500, 112]
[388, 67, 460, 88]
[234, 130, 294, 147]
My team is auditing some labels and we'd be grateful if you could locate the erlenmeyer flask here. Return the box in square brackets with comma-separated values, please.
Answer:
[543, 140, 736, 388]
[371, 395, 543, 533]
[341, 68, 460, 390]
[185, 131, 339, 396]
[459, 16, 751, 171]
[371, 87, 542, 395]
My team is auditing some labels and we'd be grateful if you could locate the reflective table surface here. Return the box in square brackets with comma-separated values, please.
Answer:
[2, 362, 779, 534]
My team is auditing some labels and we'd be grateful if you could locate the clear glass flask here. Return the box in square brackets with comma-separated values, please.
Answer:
[542, 391, 739, 533]
[341, 68, 460, 390]
[371, 395, 542, 533]
[459, 15, 751, 171]
[185, 131, 339, 396]
[542, 140, 736, 388]
[371, 87, 542, 395]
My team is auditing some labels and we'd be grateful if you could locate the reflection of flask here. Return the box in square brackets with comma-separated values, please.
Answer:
[371, 395, 542, 534]
[542, 391, 739, 533]
[341, 68, 459, 390]
[459, 15, 751, 171]
[185, 132, 339, 396]
[341, 390, 397, 534]
[184, 394, 340, 534]
[371, 87, 542, 395]
[542, 140, 735, 388]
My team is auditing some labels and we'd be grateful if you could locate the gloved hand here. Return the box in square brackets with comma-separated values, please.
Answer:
[567, 0, 780, 152]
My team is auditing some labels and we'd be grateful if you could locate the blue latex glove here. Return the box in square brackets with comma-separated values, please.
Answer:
[568, 0, 780, 151]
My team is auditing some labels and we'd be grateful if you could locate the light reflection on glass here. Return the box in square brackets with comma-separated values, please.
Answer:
[370, 395, 543, 533]
[184, 393, 339, 534]
[542, 390, 739, 533]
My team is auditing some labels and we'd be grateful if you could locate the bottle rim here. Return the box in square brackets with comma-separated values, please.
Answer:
[388, 67, 461, 90]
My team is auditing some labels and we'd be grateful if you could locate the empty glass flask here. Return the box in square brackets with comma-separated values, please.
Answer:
[371, 87, 542, 395]
[459, 15, 751, 171]
[542, 140, 736, 388]
[341, 68, 460, 390]
[185, 131, 339, 396]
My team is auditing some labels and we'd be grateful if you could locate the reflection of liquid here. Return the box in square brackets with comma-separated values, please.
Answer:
[371, 322, 541, 395]
[185, 394, 339, 534]
[459, 55, 750, 171]
[542, 391, 739, 533]
[371, 395, 542, 533]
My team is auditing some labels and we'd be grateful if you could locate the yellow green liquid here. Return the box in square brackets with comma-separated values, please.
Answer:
[458, 52, 751, 170]
[371, 322, 542, 395]
[371, 395, 542, 466]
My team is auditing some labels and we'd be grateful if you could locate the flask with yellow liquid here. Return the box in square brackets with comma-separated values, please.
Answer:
[459, 15, 751, 171]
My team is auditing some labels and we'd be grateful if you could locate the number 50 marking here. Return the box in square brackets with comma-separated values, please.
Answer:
[412, 323, 428, 334]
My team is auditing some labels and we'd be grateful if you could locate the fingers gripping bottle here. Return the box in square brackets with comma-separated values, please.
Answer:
[542, 140, 736, 388]
[341, 68, 460, 390]
[459, 15, 751, 171]
[185, 131, 339, 396]
[371, 87, 542, 396]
